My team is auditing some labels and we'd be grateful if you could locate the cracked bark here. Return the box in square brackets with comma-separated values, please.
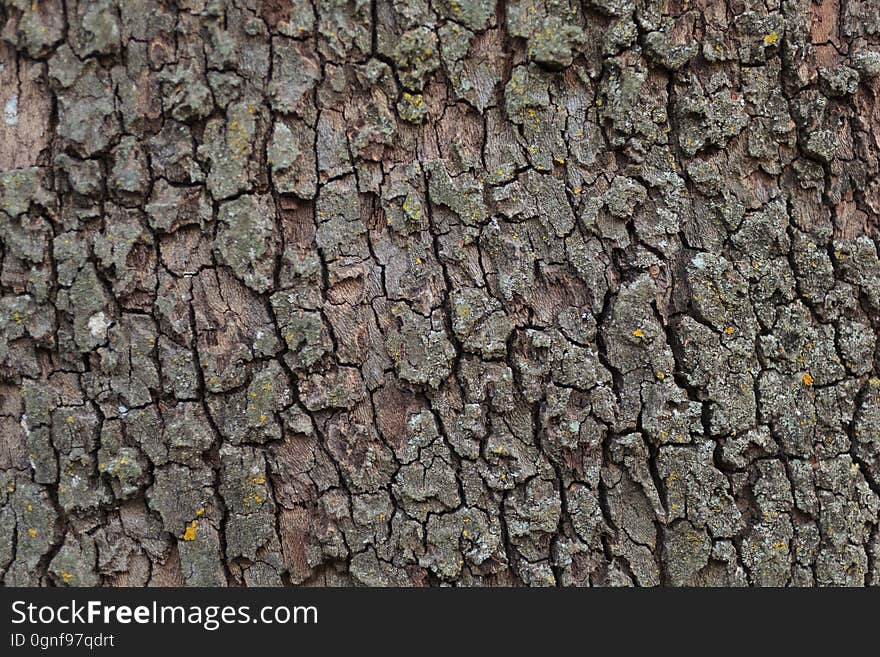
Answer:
[1, 0, 880, 587]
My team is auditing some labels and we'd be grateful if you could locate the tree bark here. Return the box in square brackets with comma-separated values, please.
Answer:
[1, 0, 880, 587]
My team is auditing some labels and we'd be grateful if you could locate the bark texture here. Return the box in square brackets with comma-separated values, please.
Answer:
[2, 0, 880, 587]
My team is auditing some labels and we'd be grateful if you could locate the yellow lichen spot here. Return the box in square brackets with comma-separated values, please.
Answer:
[573, 187, 581, 195]
[195, 507, 205, 516]
[379, 513, 386, 521]
[253, 494, 264, 504]
[763, 31, 779, 46]
[182, 521, 197, 541]
[61, 572, 73, 584]
[252, 475, 266, 485]
[462, 529, 469, 538]
[655, 370, 666, 381]
[632, 328, 645, 338]
[772, 540, 787, 552]
[802, 372, 814, 386]
[258, 412, 268, 425]
[725, 326, 735, 335]
[27, 528, 37, 538]
[65, 416, 75, 425]
[262, 382, 272, 391]
[415, 256, 423, 265]
[26, 504, 32, 511]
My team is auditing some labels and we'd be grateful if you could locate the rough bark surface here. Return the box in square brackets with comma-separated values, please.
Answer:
[1, 0, 880, 587]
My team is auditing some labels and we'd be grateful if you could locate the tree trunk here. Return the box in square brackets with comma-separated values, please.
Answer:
[1, 0, 880, 587]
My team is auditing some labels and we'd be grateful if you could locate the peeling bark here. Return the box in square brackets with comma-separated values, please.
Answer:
[1, 0, 880, 587]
